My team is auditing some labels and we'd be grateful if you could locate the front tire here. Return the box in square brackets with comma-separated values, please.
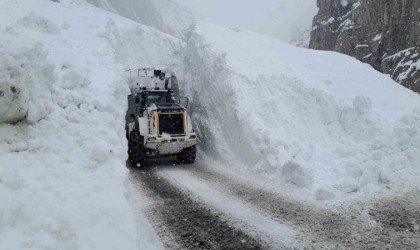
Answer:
[128, 132, 148, 167]
[177, 145, 196, 164]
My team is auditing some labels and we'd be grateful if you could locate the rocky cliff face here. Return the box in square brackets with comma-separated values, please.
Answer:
[309, 0, 420, 93]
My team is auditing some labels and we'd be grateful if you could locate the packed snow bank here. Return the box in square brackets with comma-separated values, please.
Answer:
[0, 54, 30, 123]
[0, 0, 183, 248]
[183, 22, 420, 204]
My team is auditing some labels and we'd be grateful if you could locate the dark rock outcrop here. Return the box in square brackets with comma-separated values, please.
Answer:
[309, 0, 420, 93]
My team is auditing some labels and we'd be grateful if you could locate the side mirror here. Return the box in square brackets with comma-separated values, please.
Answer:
[179, 97, 189, 108]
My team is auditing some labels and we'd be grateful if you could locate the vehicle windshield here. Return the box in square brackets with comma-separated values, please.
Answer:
[140, 91, 173, 109]
[145, 94, 165, 107]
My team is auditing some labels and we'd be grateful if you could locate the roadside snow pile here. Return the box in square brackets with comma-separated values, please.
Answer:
[0, 0, 183, 248]
[183, 22, 420, 204]
[0, 54, 30, 123]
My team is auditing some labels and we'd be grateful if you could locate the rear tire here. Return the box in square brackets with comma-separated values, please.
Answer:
[177, 145, 196, 164]
[128, 131, 148, 167]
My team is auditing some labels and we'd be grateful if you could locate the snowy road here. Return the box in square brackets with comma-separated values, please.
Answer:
[128, 160, 420, 249]
[128, 159, 268, 250]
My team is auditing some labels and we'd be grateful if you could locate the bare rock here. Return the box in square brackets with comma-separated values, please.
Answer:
[310, 0, 420, 93]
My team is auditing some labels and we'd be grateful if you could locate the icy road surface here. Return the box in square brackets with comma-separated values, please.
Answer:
[128, 159, 420, 249]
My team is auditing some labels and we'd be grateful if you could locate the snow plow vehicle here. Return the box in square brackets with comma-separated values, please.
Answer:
[125, 69, 197, 167]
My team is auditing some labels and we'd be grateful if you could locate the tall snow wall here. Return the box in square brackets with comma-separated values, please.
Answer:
[182, 23, 420, 203]
[0, 0, 184, 248]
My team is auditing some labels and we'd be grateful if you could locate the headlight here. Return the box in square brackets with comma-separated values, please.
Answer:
[189, 134, 197, 139]
[147, 137, 157, 142]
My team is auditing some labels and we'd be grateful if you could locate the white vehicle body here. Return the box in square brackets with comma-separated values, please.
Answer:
[137, 102, 197, 155]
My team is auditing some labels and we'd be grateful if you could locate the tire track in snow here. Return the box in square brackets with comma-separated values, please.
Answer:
[126, 173, 165, 250]
[128, 164, 266, 250]
[179, 162, 420, 249]
[156, 167, 299, 249]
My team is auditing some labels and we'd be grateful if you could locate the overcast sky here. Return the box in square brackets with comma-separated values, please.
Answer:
[175, 0, 318, 42]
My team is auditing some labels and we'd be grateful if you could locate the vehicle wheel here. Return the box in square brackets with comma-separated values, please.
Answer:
[177, 145, 196, 164]
[128, 132, 148, 167]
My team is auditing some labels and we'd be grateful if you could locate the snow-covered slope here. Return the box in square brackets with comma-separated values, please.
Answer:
[0, 0, 183, 248]
[86, 0, 194, 38]
[183, 22, 420, 204]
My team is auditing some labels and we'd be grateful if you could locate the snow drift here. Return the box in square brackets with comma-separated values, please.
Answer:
[0, 0, 184, 248]
[183, 22, 420, 203]
[0, 54, 30, 123]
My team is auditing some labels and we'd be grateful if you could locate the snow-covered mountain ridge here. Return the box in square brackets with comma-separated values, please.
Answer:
[85, 0, 194, 38]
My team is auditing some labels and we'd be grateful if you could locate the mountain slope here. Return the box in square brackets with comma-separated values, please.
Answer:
[85, 0, 194, 38]
[309, 0, 420, 93]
